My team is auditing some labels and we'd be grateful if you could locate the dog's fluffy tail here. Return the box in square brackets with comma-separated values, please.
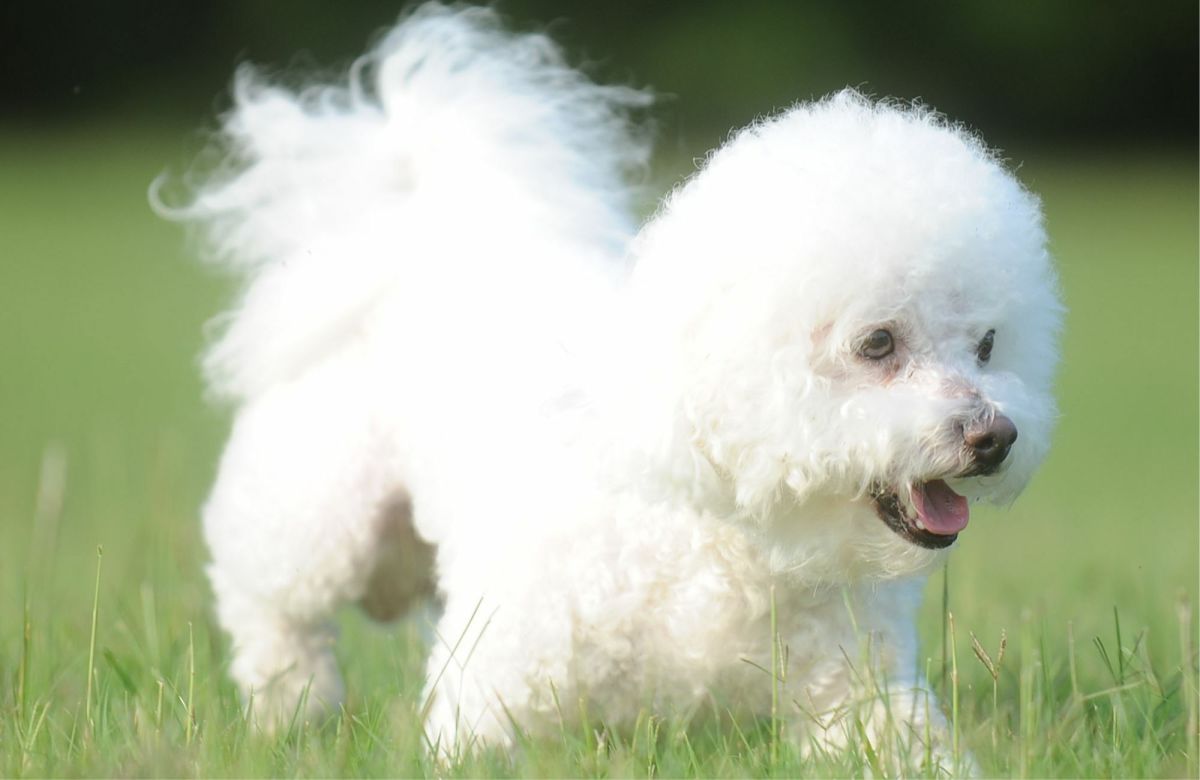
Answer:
[158, 3, 652, 401]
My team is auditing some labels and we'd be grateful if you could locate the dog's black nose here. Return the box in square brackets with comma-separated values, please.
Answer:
[965, 414, 1018, 473]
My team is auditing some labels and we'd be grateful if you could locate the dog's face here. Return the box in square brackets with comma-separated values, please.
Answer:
[791, 250, 1060, 575]
[629, 93, 1061, 580]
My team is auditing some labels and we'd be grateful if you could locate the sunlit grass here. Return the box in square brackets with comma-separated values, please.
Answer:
[0, 125, 1195, 776]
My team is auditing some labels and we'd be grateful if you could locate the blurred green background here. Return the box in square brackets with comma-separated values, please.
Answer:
[0, 0, 1196, 758]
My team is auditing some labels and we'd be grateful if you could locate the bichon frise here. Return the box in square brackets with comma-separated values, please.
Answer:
[168, 3, 1060, 767]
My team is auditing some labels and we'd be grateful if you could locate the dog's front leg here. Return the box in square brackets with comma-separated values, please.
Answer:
[779, 580, 977, 775]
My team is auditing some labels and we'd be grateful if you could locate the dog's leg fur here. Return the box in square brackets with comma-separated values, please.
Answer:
[203, 349, 416, 727]
[775, 579, 969, 774]
[420, 596, 534, 757]
[207, 581, 346, 727]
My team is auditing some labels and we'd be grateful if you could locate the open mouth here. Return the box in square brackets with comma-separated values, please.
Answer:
[871, 480, 969, 549]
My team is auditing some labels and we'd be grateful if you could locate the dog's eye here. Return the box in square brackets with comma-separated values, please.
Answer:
[859, 329, 895, 360]
[976, 329, 995, 363]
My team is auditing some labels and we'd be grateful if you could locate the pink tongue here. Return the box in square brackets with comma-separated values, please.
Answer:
[910, 480, 970, 535]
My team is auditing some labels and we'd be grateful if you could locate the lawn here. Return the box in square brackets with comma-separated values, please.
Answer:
[0, 122, 1196, 776]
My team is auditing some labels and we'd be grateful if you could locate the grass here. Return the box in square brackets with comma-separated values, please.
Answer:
[0, 121, 1196, 776]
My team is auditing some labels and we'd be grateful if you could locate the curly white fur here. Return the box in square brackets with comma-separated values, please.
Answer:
[164, 3, 1060, 768]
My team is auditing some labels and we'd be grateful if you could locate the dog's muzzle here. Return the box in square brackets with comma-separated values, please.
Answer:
[870, 413, 1020, 549]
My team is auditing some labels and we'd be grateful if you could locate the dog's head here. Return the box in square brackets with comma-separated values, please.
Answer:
[626, 91, 1061, 580]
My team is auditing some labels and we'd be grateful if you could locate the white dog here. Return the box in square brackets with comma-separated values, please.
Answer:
[170, 3, 1060, 768]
